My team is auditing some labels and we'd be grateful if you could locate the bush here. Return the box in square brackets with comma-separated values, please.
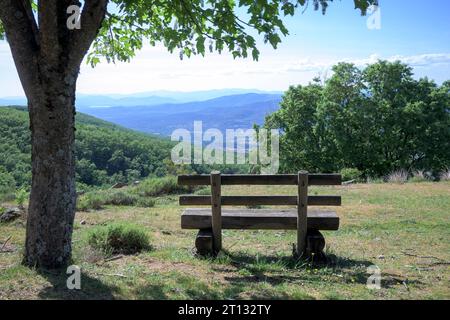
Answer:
[136, 197, 156, 208]
[387, 170, 409, 184]
[77, 192, 105, 211]
[340, 168, 362, 182]
[15, 188, 28, 208]
[409, 170, 429, 183]
[366, 176, 384, 184]
[136, 176, 193, 197]
[106, 190, 139, 206]
[195, 188, 211, 195]
[0, 170, 15, 196]
[440, 169, 450, 181]
[77, 189, 155, 211]
[88, 222, 151, 255]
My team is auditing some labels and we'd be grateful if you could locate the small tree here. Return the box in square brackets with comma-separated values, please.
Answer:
[0, 0, 377, 269]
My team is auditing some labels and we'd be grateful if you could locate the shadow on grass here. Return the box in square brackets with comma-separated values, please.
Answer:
[212, 251, 424, 289]
[212, 251, 374, 286]
[37, 269, 119, 300]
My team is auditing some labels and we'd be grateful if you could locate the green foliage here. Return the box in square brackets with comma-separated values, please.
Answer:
[265, 61, 450, 177]
[77, 192, 106, 211]
[15, 188, 28, 208]
[340, 168, 363, 182]
[0, 107, 254, 198]
[88, 222, 151, 255]
[195, 188, 211, 195]
[76, 188, 155, 211]
[0, 21, 4, 40]
[0, 168, 15, 196]
[0, 107, 173, 189]
[135, 176, 194, 197]
[409, 170, 429, 183]
[87, 0, 377, 66]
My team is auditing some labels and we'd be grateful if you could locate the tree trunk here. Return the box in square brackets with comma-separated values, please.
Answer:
[0, 0, 108, 269]
[23, 70, 78, 269]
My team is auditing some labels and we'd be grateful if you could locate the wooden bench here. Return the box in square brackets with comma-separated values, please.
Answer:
[178, 171, 342, 257]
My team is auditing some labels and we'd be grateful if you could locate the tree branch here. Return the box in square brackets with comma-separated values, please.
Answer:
[67, 0, 108, 71]
[0, 0, 40, 100]
[37, 0, 59, 63]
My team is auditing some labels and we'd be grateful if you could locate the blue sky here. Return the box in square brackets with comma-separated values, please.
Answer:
[0, 0, 449, 97]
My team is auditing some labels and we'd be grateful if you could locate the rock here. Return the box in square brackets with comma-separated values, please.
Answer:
[0, 207, 22, 223]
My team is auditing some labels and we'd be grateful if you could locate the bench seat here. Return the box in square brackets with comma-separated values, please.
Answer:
[181, 208, 339, 231]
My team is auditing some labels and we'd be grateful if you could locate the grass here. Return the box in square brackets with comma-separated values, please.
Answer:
[0, 181, 449, 300]
[88, 222, 151, 255]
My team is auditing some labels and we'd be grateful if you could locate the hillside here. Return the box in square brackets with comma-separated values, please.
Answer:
[0, 106, 174, 193]
[78, 93, 282, 135]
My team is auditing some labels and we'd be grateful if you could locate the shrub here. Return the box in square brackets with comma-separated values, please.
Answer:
[77, 191, 105, 211]
[195, 188, 211, 195]
[136, 197, 156, 208]
[106, 190, 139, 206]
[366, 176, 384, 184]
[137, 176, 193, 197]
[0, 171, 15, 197]
[387, 170, 409, 184]
[440, 169, 450, 181]
[88, 222, 151, 255]
[340, 168, 362, 182]
[409, 170, 429, 183]
[77, 189, 156, 211]
[15, 188, 28, 208]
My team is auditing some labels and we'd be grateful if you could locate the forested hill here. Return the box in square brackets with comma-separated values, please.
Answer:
[0, 106, 175, 193]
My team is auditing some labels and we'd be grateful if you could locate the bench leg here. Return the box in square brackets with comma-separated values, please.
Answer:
[306, 229, 326, 259]
[195, 229, 213, 256]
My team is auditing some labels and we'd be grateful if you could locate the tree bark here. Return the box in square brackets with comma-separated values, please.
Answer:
[23, 68, 78, 268]
[1, 0, 108, 269]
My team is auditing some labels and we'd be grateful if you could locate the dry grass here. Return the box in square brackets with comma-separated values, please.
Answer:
[0, 182, 449, 300]
[440, 169, 450, 181]
[387, 170, 409, 184]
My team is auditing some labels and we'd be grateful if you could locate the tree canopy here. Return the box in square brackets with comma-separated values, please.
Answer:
[1, 0, 378, 66]
[264, 61, 450, 177]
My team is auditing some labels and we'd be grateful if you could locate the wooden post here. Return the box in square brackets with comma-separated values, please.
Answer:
[297, 171, 308, 257]
[210, 171, 222, 253]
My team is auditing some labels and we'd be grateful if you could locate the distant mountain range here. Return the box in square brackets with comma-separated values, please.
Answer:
[0, 89, 283, 136]
[0, 88, 282, 107]
[78, 93, 282, 136]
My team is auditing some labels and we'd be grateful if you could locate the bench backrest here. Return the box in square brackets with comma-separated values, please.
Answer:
[178, 171, 342, 255]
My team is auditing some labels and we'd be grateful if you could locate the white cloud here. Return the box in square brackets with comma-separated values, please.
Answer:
[1, 40, 449, 97]
[283, 53, 450, 74]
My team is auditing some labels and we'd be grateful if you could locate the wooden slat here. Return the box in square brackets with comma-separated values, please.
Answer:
[179, 195, 341, 206]
[297, 171, 308, 256]
[210, 172, 222, 253]
[178, 174, 341, 186]
[181, 208, 340, 231]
